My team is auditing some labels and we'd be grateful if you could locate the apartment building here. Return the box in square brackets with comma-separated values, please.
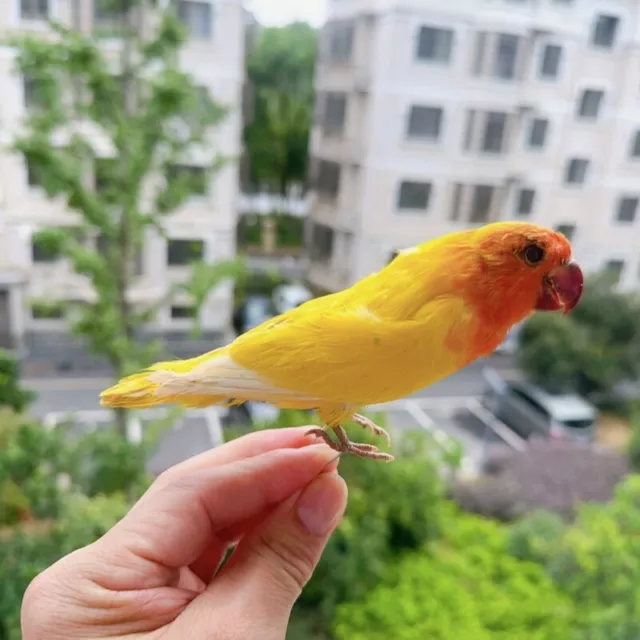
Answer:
[307, 0, 640, 294]
[0, 0, 245, 369]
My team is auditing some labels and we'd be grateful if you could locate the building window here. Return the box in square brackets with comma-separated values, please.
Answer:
[539, 44, 562, 79]
[527, 117, 548, 148]
[493, 33, 520, 79]
[316, 160, 341, 200]
[20, 0, 49, 20]
[416, 26, 454, 63]
[170, 305, 196, 319]
[309, 223, 334, 261]
[323, 92, 347, 135]
[470, 185, 495, 222]
[167, 164, 208, 196]
[25, 157, 44, 188]
[577, 89, 604, 120]
[471, 32, 487, 75]
[326, 21, 354, 62]
[23, 75, 47, 111]
[407, 105, 443, 141]
[481, 111, 508, 153]
[94, 0, 124, 29]
[516, 188, 536, 216]
[397, 181, 432, 211]
[616, 196, 639, 223]
[564, 158, 589, 185]
[177, 1, 213, 40]
[629, 130, 640, 158]
[555, 224, 576, 241]
[591, 14, 619, 49]
[604, 259, 624, 285]
[167, 239, 204, 266]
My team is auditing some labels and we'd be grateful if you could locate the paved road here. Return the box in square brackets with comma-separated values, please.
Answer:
[23, 354, 518, 418]
[23, 354, 519, 475]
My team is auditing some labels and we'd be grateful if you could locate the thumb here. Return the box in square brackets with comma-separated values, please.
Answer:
[209, 470, 347, 635]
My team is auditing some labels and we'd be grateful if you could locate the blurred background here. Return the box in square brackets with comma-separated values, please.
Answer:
[3, 0, 640, 638]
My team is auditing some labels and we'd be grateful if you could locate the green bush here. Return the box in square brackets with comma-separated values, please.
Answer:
[333, 504, 574, 640]
[237, 214, 263, 246]
[0, 350, 35, 413]
[0, 410, 150, 525]
[274, 212, 304, 248]
[507, 509, 566, 565]
[0, 493, 130, 640]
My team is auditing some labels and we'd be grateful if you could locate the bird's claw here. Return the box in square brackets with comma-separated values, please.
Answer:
[352, 413, 392, 445]
[305, 426, 394, 462]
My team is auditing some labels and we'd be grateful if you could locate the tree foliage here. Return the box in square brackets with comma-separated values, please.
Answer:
[0, 407, 151, 638]
[0, 493, 131, 640]
[508, 474, 640, 640]
[518, 272, 640, 398]
[333, 504, 574, 640]
[0, 349, 35, 414]
[244, 22, 317, 193]
[8, 0, 246, 433]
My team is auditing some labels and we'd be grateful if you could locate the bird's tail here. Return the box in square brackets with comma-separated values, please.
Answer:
[99, 346, 235, 410]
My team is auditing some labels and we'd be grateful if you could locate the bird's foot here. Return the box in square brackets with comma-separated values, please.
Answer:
[352, 413, 392, 446]
[305, 425, 394, 462]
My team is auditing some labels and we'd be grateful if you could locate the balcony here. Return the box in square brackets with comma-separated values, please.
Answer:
[315, 133, 363, 166]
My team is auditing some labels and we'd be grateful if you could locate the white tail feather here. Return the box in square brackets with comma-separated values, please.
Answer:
[148, 355, 322, 403]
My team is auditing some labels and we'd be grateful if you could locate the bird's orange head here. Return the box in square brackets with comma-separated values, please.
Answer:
[470, 221, 583, 322]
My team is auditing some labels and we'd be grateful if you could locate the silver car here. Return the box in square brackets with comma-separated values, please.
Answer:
[482, 371, 597, 442]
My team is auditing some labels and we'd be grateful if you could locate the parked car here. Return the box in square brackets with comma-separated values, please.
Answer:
[481, 368, 598, 442]
[272, 283, 313, 314]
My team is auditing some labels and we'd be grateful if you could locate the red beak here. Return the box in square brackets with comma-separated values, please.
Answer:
[535, 261, 584, 316]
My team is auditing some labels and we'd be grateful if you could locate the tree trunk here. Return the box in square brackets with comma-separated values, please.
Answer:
[115, 406, 129, 439]
[111, 0, 140, 442]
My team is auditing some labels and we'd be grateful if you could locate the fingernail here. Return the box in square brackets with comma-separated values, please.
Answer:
[296, 473, 347, 536]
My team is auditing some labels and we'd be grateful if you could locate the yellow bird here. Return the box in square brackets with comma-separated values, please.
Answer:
[100, 222, 583, 461]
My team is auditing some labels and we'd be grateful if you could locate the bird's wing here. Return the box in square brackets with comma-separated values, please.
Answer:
[224, 295, 475, 405]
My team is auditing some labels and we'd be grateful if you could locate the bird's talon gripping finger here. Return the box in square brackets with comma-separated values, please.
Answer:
[305, 426, 394, 461]
[352, 414, 392, 446]
[305, 427, 337, 449]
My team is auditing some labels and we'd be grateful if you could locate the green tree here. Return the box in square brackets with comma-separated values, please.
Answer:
[8, 0, 246, 435]
[0, 493, 131, 640]
[507, 474, 640, 640]
[333, 504, 575, 640]
[0, 349, 35, 413]
[0, 406, 152, 637]
[518, 272, 640, 399]
[244, 22, 317, 193]
[0, 408, 152, 527]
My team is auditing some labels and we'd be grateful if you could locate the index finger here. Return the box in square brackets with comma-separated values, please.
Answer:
[99, 444, 338, 572]
[141, 426, 321, 502]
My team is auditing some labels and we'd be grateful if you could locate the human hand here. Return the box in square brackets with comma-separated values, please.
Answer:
[21, 427, 348, 639]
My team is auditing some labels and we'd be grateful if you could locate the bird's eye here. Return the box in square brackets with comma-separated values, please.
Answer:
[522, 243, 545, 265]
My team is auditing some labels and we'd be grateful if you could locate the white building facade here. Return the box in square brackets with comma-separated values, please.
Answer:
[0, 0, 245, 369]
[307, 0, 640, 293]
